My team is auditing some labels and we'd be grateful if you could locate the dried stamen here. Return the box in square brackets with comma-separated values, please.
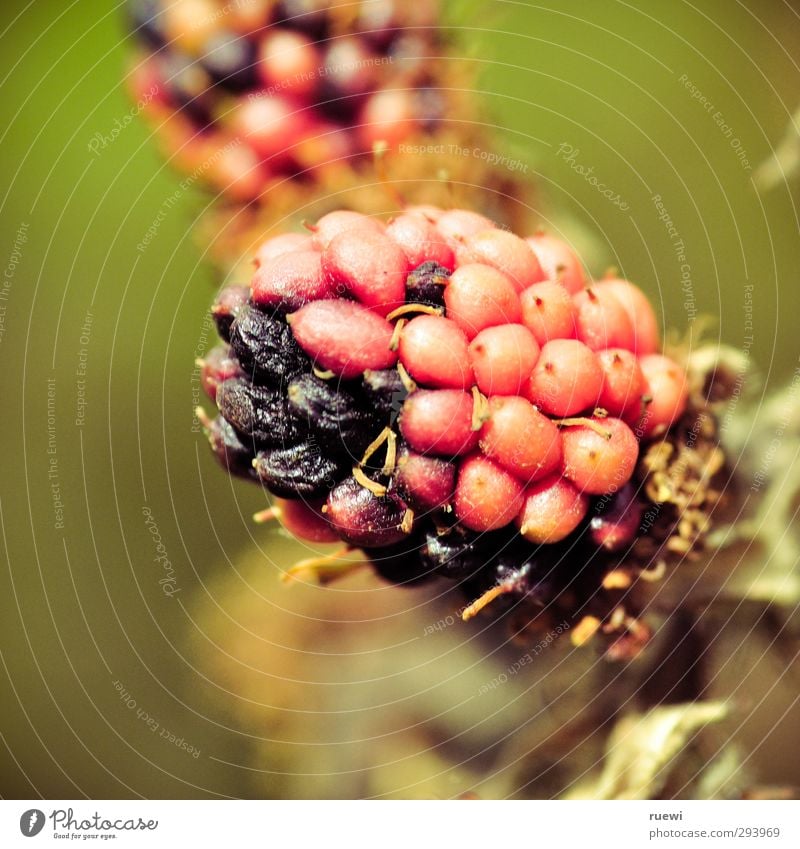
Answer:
[253, 506, 281, 524]
[461, 582, 514, 621]
[602, 570, 632, 590]
[352, 465, 387, 497]
[400, 508, 415, 534]
[397, 362, 417, 394]
[381, 430, 398, 476]
[570, 615, 602, 647]
[195, 406, 213, 430]
[389, 318, 406, 352]
[471, 386, 490, 431]
[281, 547, 361, 585]
[386, 303, 444, 322]
[554, 417, 613, 439]
[638, 561, 667, 582]
[358, 426, 397, 475]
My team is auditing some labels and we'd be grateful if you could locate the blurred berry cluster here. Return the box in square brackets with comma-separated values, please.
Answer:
[127, 0, 448, 203]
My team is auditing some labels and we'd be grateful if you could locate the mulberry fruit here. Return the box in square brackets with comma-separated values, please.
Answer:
[198, 205, 717, 659]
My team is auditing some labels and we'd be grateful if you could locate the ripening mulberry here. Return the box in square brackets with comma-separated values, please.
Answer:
[197, 204, 716, 657]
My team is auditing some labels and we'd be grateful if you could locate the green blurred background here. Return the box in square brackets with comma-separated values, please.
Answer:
[1, 0, 799, 798]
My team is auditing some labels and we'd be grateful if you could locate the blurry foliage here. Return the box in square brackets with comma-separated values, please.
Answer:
[567, 701, 731, 800]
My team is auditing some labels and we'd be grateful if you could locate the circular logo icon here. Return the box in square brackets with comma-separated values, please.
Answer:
[19, 810, 45, 837]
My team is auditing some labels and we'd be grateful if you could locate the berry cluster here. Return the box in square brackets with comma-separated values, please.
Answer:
[127, 0, 448, 202]
[198, 206, 691, 637]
